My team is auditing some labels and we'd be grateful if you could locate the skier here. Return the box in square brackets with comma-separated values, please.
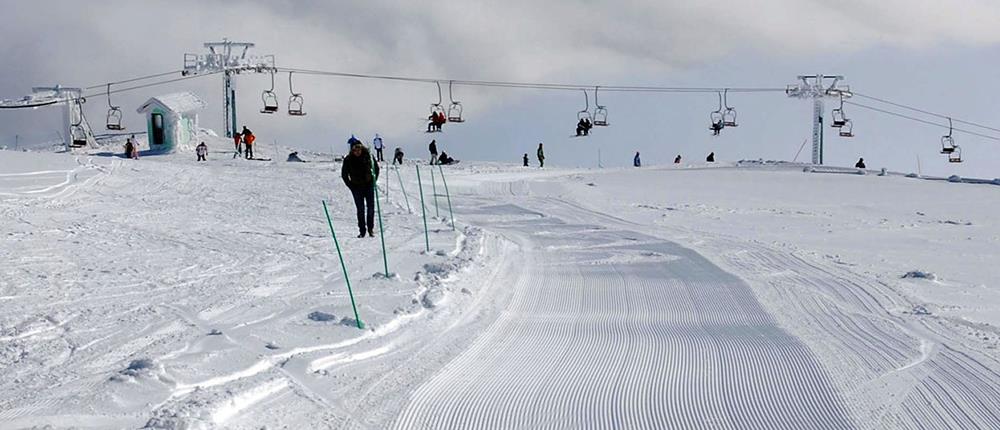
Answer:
[523, 153, 529, 167]
[243, 130, 256, 159]
[341, 143, 380, 238]
[707, 152, 715, 162]
[537, 143, 545, 168]
[855, 157, 866, 169]
[633, 151, 641, 167]
[674, 155, 682, 164]
[393, 147, 405, 165]
[438, 151, 457, 165]
[428, 140, 438, 165]
[196, 142, 208, 162]
[124, 138, 134, 159]
[347, 134, 361, 149]
[373, 134, 385, 162]
[233, 133, 243, 158]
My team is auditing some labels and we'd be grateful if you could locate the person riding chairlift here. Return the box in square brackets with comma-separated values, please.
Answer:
[576, 118, 593, 136]
[428, 111, 446, 132]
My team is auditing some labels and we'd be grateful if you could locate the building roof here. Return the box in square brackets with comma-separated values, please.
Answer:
[136, 92, 206, 114]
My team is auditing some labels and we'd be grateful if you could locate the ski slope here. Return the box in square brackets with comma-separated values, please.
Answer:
[1, 142, 999, 429]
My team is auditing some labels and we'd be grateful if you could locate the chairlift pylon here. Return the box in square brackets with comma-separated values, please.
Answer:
[287, 71, 306, 116]
[105, 83, 124, 131]
[709, 92, 725, 135]
[722, 88, 738, 127]
[593, 86, 609, 127]
[261, 71, 279, 114]
[447, 80, 464, 123]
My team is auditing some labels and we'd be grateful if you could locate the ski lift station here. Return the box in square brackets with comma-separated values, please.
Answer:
[136, 92, 205, 152]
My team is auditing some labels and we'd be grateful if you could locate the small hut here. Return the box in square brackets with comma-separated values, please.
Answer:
[136, 92, 205, 152]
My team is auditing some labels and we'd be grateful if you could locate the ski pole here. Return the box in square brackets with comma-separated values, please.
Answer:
[438, 165, 456, 231]
[395, 166, 411, 213]
[321, 200, 363, 329]
[415, 165, 430, 253]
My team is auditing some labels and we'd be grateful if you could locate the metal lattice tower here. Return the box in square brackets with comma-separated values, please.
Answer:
[786, 75, 850, 165]
[182, 39, 275, 138]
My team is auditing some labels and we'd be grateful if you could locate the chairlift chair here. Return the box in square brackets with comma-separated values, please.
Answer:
[447, 81, 465, 123]
[831, 108, 847, 128]
[261, 71, 279, 114]
[287, 72, 306, 116]
[709, 92, 725, 134]
[105, 83, 124, 130]
[592, 87, 609, 126]
[839, 119, 854, 138]
[722, 89, 738, 127]
[948, 145, 962, 163]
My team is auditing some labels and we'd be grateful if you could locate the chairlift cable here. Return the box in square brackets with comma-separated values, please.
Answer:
[852, 92, 1000, 134]
[845, 100, 1000, 141]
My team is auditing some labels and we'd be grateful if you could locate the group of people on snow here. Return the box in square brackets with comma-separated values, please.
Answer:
[233, 126, 256, 159]
[123, 135, 140, 159]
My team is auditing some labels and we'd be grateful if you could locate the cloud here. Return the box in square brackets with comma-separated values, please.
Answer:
[3, 0, 1000, 153]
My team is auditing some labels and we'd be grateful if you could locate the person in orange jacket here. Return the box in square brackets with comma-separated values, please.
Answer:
[242, 126, 256, 159]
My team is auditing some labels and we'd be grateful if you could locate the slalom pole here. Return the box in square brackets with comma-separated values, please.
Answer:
[415, 165, 430, 253]
[430, 167, 440, 218]
[438, 165, 456, 231]
[368, 150, 390, 278]
[395, 166, 412, 213]
[321, 200, 364, 329]
[384, 161, 390, 204]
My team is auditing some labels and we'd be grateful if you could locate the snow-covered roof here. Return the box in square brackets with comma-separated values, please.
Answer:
[136, 92, 206, 114]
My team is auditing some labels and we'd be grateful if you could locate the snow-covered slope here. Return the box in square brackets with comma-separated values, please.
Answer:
[1, 148, 998, 429]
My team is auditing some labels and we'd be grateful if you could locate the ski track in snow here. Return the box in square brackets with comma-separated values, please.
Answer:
[394, 197, 853, 429]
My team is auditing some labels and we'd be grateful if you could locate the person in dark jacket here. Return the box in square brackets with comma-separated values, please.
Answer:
[341, 144, 380, 238]
[706, 152, 715, 162]
[523, 153, 529, 167]
[674, 155, 682, 164]
[537, 143, 545, 168]
[393, 147, 404, 165]
[633, 151, 641, 167]
[438, 151, 456, 165]
[428, 140, 438, 165]
[855, 158, 866, 169]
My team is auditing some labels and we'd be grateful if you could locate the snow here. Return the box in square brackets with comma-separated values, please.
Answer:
[1, 144, 998, 428]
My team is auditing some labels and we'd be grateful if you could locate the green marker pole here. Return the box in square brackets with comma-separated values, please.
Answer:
[384, 161, 390, 203]
[395, 167, 412, 213]
[438, 165, 456, 231]
[321, 200, 363, 329]
[415, 165, 430, 253]
[368, 151, 390, 278]
[430, 167, 440, 218]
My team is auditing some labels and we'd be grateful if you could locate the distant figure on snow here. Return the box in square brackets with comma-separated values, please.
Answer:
[523, 153, 529, 167]
[347, 134, 361, 149]
[393, 147, 404, 165]
[373, 134, 384, 162]
[196, 142, 208, 162]
[706, 152, 715, 163]
[287, 151, 305, 162]
[438, 151, 457, 165]
[233, 133, 243, 158]
[537, 143, 545, 168]
[124, 137, 135, 159]
[342, 143, 380, 238]
[429, 140, 438, 165]
[242, 127, 256, 159]
[633, 151, 641, 167]
[674, 155, 682, 164]
[855, 158, 866, 169]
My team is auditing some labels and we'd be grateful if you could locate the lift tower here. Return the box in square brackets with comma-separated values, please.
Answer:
[182, 39, 275, 138]
[786, 75, 850, 165]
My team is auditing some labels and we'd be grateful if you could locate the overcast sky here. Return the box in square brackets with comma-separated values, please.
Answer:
[2, 0, 1000, 177]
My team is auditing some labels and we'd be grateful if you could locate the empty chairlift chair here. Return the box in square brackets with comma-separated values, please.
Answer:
[592, 86, 609, 126]
[261, 71, 279, 114]
[105, 84, 125, 131]
[722, 89, 738, 127]
[447, 81, 465, 123]
[287, 71, 306, 116]
[941, 118, 960, 162]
